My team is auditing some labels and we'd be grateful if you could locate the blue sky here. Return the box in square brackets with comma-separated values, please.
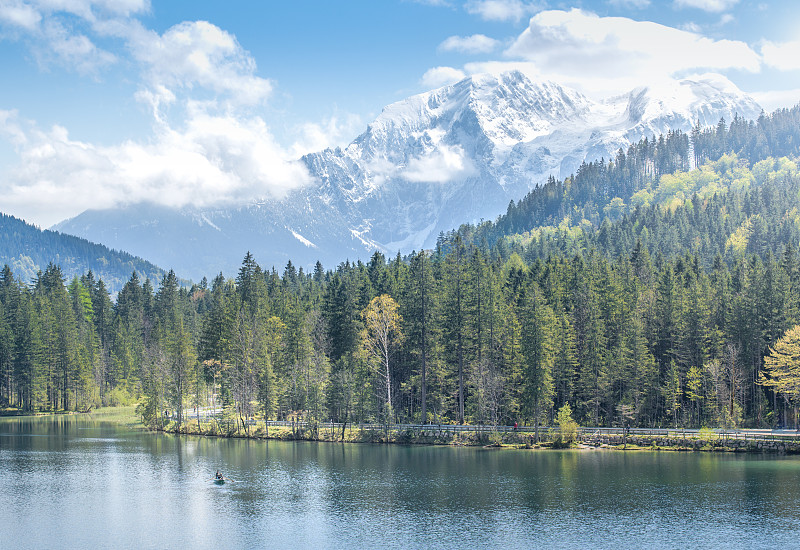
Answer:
[0, 0, 799, 227]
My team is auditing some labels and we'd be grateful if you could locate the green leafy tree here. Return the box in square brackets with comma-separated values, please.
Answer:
[555, 403, 578, 446]
[361, 294, 403, 422]
[760, 324, 800, 428]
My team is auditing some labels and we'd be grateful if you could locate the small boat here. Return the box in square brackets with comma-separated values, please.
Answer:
[213, 471, 228, 484]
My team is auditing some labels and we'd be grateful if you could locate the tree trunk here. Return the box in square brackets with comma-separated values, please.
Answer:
[421, 254, 427, 424]
[386, 354, 392, 423]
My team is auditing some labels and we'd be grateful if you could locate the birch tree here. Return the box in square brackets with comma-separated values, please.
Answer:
[361, 294, 403, 422]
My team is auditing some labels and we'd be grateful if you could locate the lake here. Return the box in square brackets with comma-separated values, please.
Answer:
[1, 415, 799, 549]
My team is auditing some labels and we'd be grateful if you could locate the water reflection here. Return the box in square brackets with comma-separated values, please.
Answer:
[2, 415, 800, 548]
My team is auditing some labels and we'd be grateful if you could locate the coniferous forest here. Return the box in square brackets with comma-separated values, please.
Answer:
[3, 107, 800, 430]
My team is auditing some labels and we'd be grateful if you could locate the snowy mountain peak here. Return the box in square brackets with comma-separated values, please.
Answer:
[57, 71, 764, 279]
[623, 74, 761, 127]
[464, 71, 595, 146]
[361, 71, 594, 152]
[299, 71, 763, 261]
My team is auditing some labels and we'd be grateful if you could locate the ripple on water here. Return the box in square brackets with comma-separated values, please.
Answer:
[2, 418, 800, 548]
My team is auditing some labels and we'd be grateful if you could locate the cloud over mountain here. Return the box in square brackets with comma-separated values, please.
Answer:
[0, 9, 314, 226]
[503, 9, 760, 96]
[55, 70, 763, 278]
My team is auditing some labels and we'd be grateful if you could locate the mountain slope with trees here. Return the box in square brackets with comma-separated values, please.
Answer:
[445, 105, 800, 253]
[0, 213, 166, 292]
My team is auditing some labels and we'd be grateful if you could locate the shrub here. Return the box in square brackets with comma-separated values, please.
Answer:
[105, 386, 134, 407]
[698, 427, 718, 441]
[555, 403, 579, 446]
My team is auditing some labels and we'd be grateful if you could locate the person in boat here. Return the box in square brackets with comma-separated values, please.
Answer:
[215, 470, 223, 480]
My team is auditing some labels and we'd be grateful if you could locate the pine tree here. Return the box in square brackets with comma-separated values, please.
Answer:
[442, 235, 467, 423]
[0, 266, 20, 407]
[571, 255, 609, 424]
[14, 291, 43, 411]
[519, 280, 555, 440]
[405, 251, 433, 422]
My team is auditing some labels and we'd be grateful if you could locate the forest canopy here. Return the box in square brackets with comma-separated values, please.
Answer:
[3, 107, 800, 430]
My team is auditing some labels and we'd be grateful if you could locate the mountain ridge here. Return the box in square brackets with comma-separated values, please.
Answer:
[54, 71, 763, 279]
[0, 211, 167, 293]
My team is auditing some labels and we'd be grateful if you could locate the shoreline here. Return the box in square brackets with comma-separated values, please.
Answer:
[150, 416, 800, 454]
[5, 407, 799, 454]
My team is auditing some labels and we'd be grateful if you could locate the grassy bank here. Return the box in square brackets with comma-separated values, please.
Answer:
[87, 405, 142, 428]
[155, 419, 800, 453]
[151, 417, 579, 449]
[0, 406, 86, 416]
[1, 407, 112, 417]
[44, 406, 800, 454]
[0, 405, 145, 426]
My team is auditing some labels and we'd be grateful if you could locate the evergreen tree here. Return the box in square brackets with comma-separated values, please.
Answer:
[519, 280, 555, 440]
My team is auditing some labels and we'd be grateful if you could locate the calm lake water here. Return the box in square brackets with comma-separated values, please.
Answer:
[2, 415, 800, 549]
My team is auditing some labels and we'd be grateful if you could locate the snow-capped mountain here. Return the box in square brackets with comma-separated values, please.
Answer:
[54, 71, 762, 280]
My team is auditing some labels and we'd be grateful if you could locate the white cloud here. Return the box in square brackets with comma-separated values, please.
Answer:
[718, 13, 734, 25]
[751, 89, 800, 111]
[364, 156, 400, 188]
[33, 0, 149, 20]
[129, 21, 272, 107]
[0, 109, 314, 227]
[504, 9, 760, 96]
[608, 0, 650, 7]
[762, 40, 800, 71]
[83, 0, 149, 16]
[402, 144, 475, 183]
[134, 85, 175, 123]
[0, 5, 320, 228]
[463, 60, 541, 78]
[0, 1, 127, 73]
[439, 34, 499, 54]
[0, 0, 149, 29]
[0, 6, 269, 101]
[289, 113, 364, 158]
[680, 21, 702, 33]
[674, 0, 739, 12]
[0, 4, 332, 229]
[420, 66, 466, 89]
[0, 0, 42, 30]
[38, 19, 116, 74]
[0, 109, 27, 146]
[465, 0, 541, 22]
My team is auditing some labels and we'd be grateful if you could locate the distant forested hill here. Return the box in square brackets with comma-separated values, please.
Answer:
[0, 213, 166, 292]
[444, 153, 800, 271]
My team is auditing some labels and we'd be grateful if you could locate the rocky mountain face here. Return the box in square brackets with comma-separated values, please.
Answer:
[54, 71, 762, 280]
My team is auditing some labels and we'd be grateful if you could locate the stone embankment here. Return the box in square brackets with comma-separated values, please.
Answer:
[154, 414, 800, 453]
[580, 433, 800, 453]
